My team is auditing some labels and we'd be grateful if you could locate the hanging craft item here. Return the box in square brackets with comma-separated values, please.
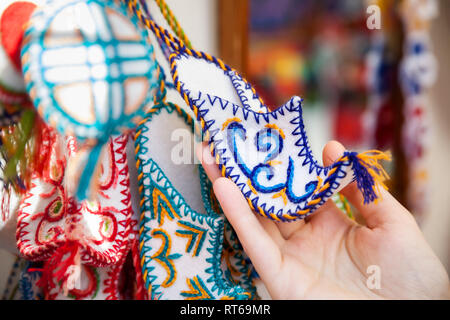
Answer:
[0, 0, 39, 123]
[399, 0, 438, 221]
[21, 0, 161, 200]
[137, 0, 258, 299]
[16, 130, 133, 291]
[1, 257, 44, 300]
[45, 263, 124, 300]
[127, 0, 391, 222]
[135, 102, 251, 300]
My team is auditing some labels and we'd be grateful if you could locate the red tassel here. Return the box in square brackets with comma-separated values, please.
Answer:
[36, 241, 80, 294]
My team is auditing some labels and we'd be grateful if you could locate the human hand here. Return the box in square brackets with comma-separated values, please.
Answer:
[197, 140, 450, 300]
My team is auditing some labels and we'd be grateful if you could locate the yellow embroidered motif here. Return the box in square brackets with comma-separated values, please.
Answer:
[150, 228, 179, 288]
[152, 187, 181, 226]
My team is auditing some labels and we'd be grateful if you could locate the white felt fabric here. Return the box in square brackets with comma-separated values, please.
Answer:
[176, 55, 267, 113]
[173, 54, 354, 220]
[143, 107, 204, 213]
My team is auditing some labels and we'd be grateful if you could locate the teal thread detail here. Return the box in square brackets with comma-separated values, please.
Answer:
[180, 275, 215, 300]
[199, 146, 258, 299]
[21, 0, 160, 200]
[175, 220, 208, 256]
[135, 102, 249, 300]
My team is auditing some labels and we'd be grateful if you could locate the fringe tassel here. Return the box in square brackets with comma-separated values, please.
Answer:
[0, 110, 53, 193]
[35, 241, 80, 296]
[345, 150, 391, 204]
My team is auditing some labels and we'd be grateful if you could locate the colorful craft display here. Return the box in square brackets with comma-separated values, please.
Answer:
[15, 131, 135, 297]
[21, 0, 161, 200]
[0, 0, 398, 300]
[399, 0, 438, 221]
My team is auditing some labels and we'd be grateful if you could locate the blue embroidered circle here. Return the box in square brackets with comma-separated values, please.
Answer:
[21, 0, 159, 141]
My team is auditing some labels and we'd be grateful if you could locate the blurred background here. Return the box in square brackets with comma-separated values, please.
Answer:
[0, 0, 449, 291]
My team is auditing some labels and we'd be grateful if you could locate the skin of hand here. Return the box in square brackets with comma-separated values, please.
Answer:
[197, 140, 450, 300]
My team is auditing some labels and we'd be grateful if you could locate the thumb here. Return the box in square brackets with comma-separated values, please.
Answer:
[323, 141, 412, 229]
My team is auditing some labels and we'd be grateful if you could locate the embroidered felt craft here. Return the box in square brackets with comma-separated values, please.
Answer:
[46, 263, 123, 300]
[21, 0, 161, 200]
[0, 170, 22, 253]
[127, 1, 391, 222]
[16, 131, 133, 269]
[135, 103, 250, 300]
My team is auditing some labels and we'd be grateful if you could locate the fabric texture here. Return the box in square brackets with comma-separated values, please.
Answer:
[16, 131, 133, 267]
[21, 0, 160, 200]
[1, 257, 43, 300]
[135, 103, 250, 300]
[46, 263, 123, 300]
[126, 0, 391, 222]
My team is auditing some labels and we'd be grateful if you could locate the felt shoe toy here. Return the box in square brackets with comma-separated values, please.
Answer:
[127, 1, 391, 222]
[21, 0, 161, 200]
[16, 130, 134, 290]
[134, 102, 250, 300]
[0, 0, 40, 124]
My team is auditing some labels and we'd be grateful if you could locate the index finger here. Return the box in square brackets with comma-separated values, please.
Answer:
[213, 177, 282, 281]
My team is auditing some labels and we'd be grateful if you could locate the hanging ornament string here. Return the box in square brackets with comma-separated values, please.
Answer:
[128, 0, 234, 73]
[139, 0, 173, 63]
[152, 0, 192, 49]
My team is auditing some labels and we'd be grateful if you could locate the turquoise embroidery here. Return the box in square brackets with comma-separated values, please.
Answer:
[135, 103, 249, 300]
[21, 0, 160, 200]
[198, 151, 258, 299]
[180, 275, 214, 300]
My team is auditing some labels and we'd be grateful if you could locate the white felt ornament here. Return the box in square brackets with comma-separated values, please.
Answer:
[21, 0, 161, 200]
[126, 0, 391, 222]
[135, 103, 251, 300]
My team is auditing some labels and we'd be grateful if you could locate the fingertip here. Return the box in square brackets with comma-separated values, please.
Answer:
[195, 141, 205, 164]
[213, 177, 236, 197]
[322, 140, 346, 166]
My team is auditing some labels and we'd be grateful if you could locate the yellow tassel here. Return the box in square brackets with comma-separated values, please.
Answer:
[356, 150, 391, 203]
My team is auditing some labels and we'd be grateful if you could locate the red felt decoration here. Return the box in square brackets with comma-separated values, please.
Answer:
[0, 1, 37, 71]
